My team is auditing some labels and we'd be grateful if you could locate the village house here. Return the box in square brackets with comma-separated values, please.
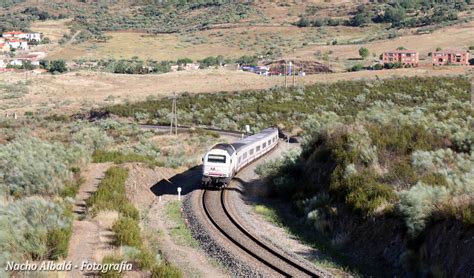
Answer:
[3, 31, 41, 41]
[6, 39, 28, 50]
[8, 52, 45, 67]
[382, 50, 419, 67]
[432, 50, 470, 66]
[0, 43, 10, 52]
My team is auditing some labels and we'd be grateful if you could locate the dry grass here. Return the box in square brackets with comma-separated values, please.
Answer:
[289, 21, 474, 67]
[30, 19, 70, 42]
[0, 66, 470, 115]
[47, 26, 384, 61]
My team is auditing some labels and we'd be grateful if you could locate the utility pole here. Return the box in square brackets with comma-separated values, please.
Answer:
[284, 62, 287, 88]
[471, 71, 473, 107]
[170, 93, 178, 135]
[292, 62, 296, 87]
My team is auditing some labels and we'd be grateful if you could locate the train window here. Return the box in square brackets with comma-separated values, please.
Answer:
[250, 149, 254, 155]
[256, 146, 261, 152]
[268, 140, 271, 145]
[238, 156, 241, 163]
[243, 153, 247, 159]
[207, 154, 226, 163]
[262, 143, 266, 148]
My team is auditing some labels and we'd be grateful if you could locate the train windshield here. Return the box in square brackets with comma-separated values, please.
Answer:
[207, 154, 226, 163]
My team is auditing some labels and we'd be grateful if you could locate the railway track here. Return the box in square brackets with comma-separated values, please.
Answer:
[201, 187, 320, 277]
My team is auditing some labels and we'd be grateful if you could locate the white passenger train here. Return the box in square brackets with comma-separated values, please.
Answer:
[202, 128, 279, 187]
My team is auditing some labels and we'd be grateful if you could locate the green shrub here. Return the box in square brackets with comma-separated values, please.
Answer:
[87, 167, 129, 213]
[0, 197, 73, 262]
[92, 150, 157, 166]
[344, 176, 396, 215]
[461, 205, 474, 226]
[151, 263, 183, 278]
[348, 64, 364, 72]
[47, 227, 73, 260]
[0, 136, 85, 196]
[120, 203, 140, 221]
[112, 217, 142, 248]
[60, 177, 84, 198]
[359, 47, 369, 59]
[100, 255, 124, 278]
[137, 248, 155, 270]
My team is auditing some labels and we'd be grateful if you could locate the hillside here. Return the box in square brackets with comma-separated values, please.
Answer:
[252, 76, 473, 275]
[2, 0, 473, 69]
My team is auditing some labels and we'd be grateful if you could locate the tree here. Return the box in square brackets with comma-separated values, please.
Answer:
[348, 64, 364, 72]
[383, 5, 406, 25]
[349, 13, 369, 26]
[236, 55, 257, 66]
[48, 60, 67, 73]
[397, 46, 407, 50]
[359, 47, 370, 59]
[176, 57, 193, 66]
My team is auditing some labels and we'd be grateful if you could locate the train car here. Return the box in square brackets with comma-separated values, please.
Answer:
[202, 128, 279, 187]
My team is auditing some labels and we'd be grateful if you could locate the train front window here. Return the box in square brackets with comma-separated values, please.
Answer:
[207, 154, 226, 163]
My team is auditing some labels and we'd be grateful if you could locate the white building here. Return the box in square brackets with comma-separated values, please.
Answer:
[3, 31, 41, 42]
[6, 39, 28, 50]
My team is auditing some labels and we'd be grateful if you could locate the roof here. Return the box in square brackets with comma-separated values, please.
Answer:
[384, 50, 418, 54]
[211, 143, 236, 155]
[3, 31, 24, 35]
[432, 49, 468, 54]
[231, 128, 277, 152]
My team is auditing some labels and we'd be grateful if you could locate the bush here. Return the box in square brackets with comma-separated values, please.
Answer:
[151, 263, 183, 278]
[0, 136, 84, 196]
[359, 47, 369, 59]
[48, 60, 67, 73]
[343, 175, 396, 215]
[112, 216, 142, 248]
[101, 255, 124, 277]
[0, 197, 73, 263]
[296, 16, 310, 27]
[120, 203, 140, 221]
[87, 167, 129, 213]
[47, 227, 73, 260]
[348, 64, 364, 72]
[92, 150, 158, 166]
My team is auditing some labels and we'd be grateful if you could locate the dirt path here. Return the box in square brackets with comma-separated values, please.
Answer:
[65, 162, 113, 277]
[125, 163, 228, 277]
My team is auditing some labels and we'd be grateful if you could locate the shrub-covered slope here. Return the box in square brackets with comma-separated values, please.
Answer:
[254, 75, 473, 275]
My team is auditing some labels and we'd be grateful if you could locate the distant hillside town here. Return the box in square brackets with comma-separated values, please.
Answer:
[0, 30, 46, 72]
[0, 29, 471, 75]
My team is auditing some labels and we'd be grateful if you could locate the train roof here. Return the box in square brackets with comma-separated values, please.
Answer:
[209, 128, 277, 155]
[231, 128, 277, 152]
[210, 143, 236, 155]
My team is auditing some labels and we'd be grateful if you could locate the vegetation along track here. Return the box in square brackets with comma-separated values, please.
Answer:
[201, 187, 320, 277]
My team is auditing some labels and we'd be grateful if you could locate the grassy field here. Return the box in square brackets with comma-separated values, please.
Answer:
[46, 24, 387, 62]
[0, 66, 469, 115]
[31, 19, 70, 42]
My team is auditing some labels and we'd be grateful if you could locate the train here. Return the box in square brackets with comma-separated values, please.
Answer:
[201, 128, 279, 187]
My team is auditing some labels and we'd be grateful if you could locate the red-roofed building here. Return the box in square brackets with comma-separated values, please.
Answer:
[0, 43, 10, 52]
[382, 50, 419, 67]
[3, 31, 41, 41]
[3, 31, 24, 37]
[432, 50, 470, 66]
